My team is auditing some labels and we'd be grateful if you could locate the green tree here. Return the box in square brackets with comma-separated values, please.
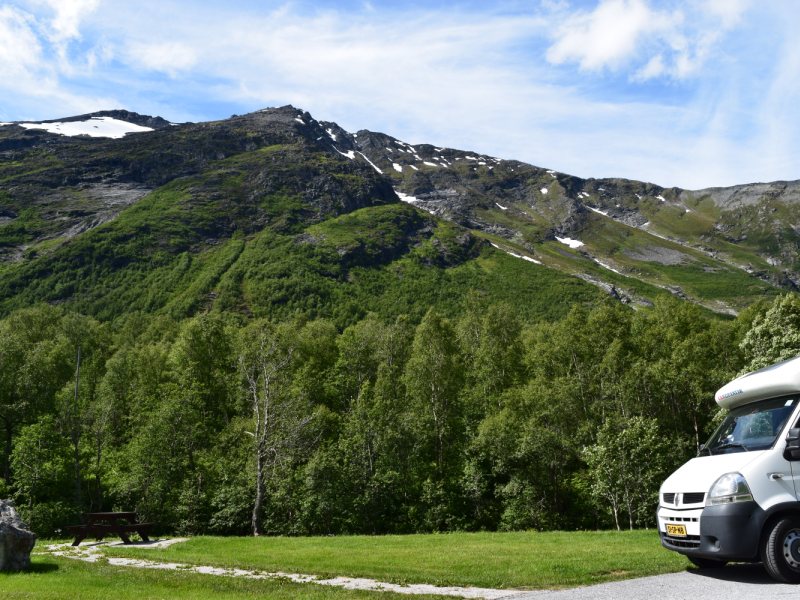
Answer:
[740, 293, 800, 372]
[0, 306, 72, 485]
[404, 309, 464, 529]
[238, 320, 314, 535]
[170, 314, 238, 424]
[584, 416, 673, 530]
[11, 416, 76, 535]
[458, 302, 523, 417]
[56, 312, 111, 511]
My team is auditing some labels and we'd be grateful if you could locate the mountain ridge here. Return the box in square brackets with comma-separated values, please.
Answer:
[0, 105, 795, 316]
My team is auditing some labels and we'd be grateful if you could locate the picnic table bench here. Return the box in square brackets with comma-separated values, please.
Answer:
[66, 512, 153, 546]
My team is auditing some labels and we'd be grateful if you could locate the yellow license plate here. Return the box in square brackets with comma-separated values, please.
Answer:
[666, 523, 687, 537]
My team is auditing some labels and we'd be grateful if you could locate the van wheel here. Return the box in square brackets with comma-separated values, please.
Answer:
[763, 516, 800, 582]
[688, 556, 727, 569]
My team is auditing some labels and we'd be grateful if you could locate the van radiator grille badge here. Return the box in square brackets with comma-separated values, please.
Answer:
[662, 492, 705, 505]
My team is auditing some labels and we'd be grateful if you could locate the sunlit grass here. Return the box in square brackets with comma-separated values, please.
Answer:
[107, 529, 690, 590]
[2, 555, 445, 600]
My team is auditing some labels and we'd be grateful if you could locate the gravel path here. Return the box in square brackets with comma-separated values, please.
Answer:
[514, 564, 797, 600]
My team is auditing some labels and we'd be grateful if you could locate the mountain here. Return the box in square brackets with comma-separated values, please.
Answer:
[339, 128, 797, 314]
[0, 107, 601, 324]
[0, 105, 794, 320]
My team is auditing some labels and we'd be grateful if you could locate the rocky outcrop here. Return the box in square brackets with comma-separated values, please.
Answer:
[0, 500, 36, 571]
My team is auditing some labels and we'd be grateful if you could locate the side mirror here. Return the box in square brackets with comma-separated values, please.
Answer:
[784, 428, 800, 461]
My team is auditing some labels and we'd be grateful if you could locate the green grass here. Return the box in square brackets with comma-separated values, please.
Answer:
[1, 555, 441, 599]
[106, 530, 689, 590]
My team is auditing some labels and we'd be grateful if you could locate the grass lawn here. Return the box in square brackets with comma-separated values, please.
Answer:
[106, 529, 690, 590]
[2, 555, 446, 600]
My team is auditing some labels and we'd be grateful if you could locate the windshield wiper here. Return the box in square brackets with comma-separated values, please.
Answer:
[712, 442, 750, 453]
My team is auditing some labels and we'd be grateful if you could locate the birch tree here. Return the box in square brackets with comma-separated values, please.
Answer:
[584, 416, 673, 529]
[239, 321, 312, 536]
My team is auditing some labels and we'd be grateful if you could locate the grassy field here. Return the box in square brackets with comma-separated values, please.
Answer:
[2, 555, 444, 600]
[105, 529, 690, 590]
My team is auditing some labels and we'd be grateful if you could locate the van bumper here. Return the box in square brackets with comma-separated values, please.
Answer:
[660, 501, 765, 562]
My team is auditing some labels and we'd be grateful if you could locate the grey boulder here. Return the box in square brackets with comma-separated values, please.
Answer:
[0, 500, 36, 571]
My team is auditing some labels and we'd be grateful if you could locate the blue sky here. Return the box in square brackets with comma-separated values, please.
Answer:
[1, 0, 798, 189]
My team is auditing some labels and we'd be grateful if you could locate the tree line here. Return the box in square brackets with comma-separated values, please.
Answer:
[2, 293, 799, 536]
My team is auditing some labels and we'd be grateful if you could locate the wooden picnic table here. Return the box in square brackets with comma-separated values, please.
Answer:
[66, 512, 153, 546]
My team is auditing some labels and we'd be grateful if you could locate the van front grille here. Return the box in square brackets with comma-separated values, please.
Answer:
[662, 534, 701, 549]
[661, 492, 705, 506]
[662, 516, 698, 523]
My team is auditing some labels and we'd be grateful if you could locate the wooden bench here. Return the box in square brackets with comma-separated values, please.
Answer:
[66, 512, 153, 546]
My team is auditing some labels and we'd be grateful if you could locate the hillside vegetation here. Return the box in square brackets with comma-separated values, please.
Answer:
[4, 294, 792, 537]
[1, 106, 799, 538]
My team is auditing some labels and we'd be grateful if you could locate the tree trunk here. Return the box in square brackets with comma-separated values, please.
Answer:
[71, 345, 83, 509]
[252, 453, 264, 536]
[2, 417, 12, 484]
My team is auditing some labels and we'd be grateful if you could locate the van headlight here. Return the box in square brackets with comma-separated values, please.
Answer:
[706, 472, 753, 506]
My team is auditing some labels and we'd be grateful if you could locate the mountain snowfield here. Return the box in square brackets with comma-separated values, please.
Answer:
[0, 106, 797, 315]
[2, 116, 154, 138]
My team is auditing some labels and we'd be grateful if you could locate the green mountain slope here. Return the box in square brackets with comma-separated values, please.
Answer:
[345, 130, 793, 313]
[0, 107, 602, 324]
[0, 105, 793, 318]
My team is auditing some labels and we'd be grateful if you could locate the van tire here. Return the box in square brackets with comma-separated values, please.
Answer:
[763, 516, 800, 582]
[688, 556, 727, 569]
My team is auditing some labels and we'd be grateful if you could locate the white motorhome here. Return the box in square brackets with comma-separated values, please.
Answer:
[658, 355, 800, 582]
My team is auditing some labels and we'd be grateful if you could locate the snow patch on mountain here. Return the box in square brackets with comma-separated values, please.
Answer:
[594, 259, 622, 274]
[356, 151, 383, 174]
[555, 236, 584, 249]
[490, 243, 542, 265]
[393, 163, 403, 172]
[334, 147, 356, 160]
[18, 117, 153, 139]
[395, 190, 420, 204]
[587, 206, 609, 217]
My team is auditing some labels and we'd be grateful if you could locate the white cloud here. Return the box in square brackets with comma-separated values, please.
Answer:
[545, 0, 755, 82]
[634, 54, 664, 80]
[40, 0, 100, 42]
[703, 0, 751, 28]
[0, 5, 43, 77]
[0, 1, 114, 120]
[127, 41, 198, 76]
[546, 0, 677, 71]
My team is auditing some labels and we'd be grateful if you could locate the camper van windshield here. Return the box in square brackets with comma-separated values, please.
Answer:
[704, 396, 798, 454]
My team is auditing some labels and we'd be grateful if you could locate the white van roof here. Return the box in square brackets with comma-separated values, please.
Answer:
[715, 355, 800, 409]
